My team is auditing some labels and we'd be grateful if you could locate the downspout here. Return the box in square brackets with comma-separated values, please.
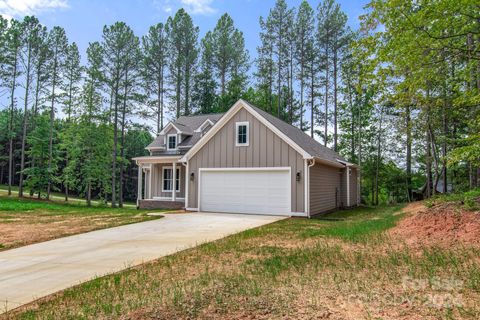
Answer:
[306, 158, 316, 218]
[346, 165, 351, 207]
[182, 161, 188, 209]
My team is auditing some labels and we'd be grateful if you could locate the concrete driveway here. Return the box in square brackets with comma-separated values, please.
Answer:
[0, 212, 285, 312]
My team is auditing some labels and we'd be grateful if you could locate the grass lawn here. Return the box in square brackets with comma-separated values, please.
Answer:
[0, 184, 136, 207]
[9, 204, 480, 319]
[0, 195, 165, 251]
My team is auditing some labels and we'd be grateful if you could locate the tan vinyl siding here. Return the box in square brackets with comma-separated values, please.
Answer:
[188, 107, 305, 213]
[309, 163, 341, 214]
[150, 163, 185, 198]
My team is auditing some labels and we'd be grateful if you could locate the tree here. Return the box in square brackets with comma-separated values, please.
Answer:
[166, 9, 199, 118]
[18, 16, 41, 197]
[317, 0, 336, 147]
[3, 19, 23, 195]
[141, 23, 168, 134]
[255, 15, 276, 113]
[330, 5, 348, 152]
[294, 0, 314, 131]
[210, 13, 249, 102]
[102, 22, 136, 207]
[193, 31, 217, 113]
[60, 42, 82, 201]
[118, 30, 141, 208]
[264, 0, 293, 119]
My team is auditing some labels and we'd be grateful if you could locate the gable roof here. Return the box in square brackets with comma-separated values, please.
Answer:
[146, 113, 224, 150]
[180, 99, 350, 168]
[176, 113, 224, 131]
[243, 101, 347, 164]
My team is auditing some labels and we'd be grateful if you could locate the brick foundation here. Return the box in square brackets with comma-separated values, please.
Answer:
[138, 200, 185, 210]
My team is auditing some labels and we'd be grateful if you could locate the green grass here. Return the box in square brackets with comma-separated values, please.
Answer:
[9, 203, 480, 319]
[301, 205, 404, 242]
[0, 184, 137, 207]
[425, 188, 480, 211]
[0, 195, 146, 216]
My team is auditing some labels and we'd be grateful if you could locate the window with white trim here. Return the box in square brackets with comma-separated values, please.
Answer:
[236, 122, 249, 146]
[167, 134, 177, 150]
[162, 167, 180, 192]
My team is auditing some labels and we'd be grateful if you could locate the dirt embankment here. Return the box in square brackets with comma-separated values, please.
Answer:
[390, 201, 480, 248]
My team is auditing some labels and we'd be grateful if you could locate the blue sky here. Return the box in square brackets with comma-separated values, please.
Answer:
[1, 0, 369, 63]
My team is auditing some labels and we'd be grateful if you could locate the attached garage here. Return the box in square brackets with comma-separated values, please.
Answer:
[199, 168, 291, 215]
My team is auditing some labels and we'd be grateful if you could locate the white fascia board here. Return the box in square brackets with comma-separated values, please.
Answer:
[194, 119, 214, 132]
[159, 122, 187, 135]
[180, 99, 312, 162]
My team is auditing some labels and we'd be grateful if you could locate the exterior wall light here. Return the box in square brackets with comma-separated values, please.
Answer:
[296, 171, 301, 182]
[190, 172, 195, 181]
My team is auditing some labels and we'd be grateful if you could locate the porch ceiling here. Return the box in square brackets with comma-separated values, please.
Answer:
[133, 156, 182, 164]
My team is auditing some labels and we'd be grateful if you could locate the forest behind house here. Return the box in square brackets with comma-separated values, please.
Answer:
[0, 0, 479, 207]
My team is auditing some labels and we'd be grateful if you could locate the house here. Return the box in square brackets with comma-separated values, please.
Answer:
[133, 99, 359, 217]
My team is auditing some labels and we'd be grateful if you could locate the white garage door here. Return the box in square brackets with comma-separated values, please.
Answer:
[199, 168, 291, 215]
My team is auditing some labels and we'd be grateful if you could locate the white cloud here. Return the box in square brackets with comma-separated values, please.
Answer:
[0, 0, 68, 18]
[180, 0, 216, 15]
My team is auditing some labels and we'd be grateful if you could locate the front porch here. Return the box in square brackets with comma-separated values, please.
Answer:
[134, 156, 186, 209]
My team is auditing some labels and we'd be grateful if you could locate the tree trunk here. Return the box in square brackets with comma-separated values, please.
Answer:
[119, 68, 129, 208]
[324, 44, 329, 147]
[111, 72, 120, 208]
[406, 104, 412, 202]
[30, 63, 42, 197]
[87, 181, 92, 207]
[8, 48, 19, 196]
[375, 106, 384, 206]
[47, 45, 60, 200]
[19, 42, 33, 198]
[333, 45, 338, 152]
[310, 63, 315, 138]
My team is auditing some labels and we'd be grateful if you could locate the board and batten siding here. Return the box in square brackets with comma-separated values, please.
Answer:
[309, 162, 342, 214]
[187, 107, 305, 213]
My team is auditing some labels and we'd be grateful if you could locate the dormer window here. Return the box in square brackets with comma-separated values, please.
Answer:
[167, 134, 177, 150]
[235, 121, 249, 146]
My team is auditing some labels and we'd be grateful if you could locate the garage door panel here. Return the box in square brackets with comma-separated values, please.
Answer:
[199, 169, 291, 215]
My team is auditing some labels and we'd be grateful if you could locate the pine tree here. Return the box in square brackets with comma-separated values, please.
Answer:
[210, 13, 249, 104]
[256, 16, 275, 113]
[102, 22, 136, 207]
[118, 30, 140, 208]
[265, 0, 293, 119]
[295, 0, 315, 131]
[45, 26, 68, 200]
[193, 31, 217, 113]
[166, 9, 199, 117]
[60, 42, 82, 201]
[18, 16, 41, 197]
[141, 23, 168, 134]
[317, 0, 335, 146]
[4, 19, 23, 196]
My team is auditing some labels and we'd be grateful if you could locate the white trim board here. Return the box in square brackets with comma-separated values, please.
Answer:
[161, 166, 181, 193]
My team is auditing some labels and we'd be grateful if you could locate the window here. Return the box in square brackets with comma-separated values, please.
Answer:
[236, 122, 249, 146]
[167, 134, 177, 150]
[162, 167, 180, 192]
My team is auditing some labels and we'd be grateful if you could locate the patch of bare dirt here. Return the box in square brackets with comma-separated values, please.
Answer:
[0, 215, 151, 250]
[390, 201, 480, 248]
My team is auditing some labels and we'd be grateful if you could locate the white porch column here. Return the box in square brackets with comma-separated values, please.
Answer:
[148, 164, 152, 199]
[137, 163, 142, 207]
[172, 162, 177, 202]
